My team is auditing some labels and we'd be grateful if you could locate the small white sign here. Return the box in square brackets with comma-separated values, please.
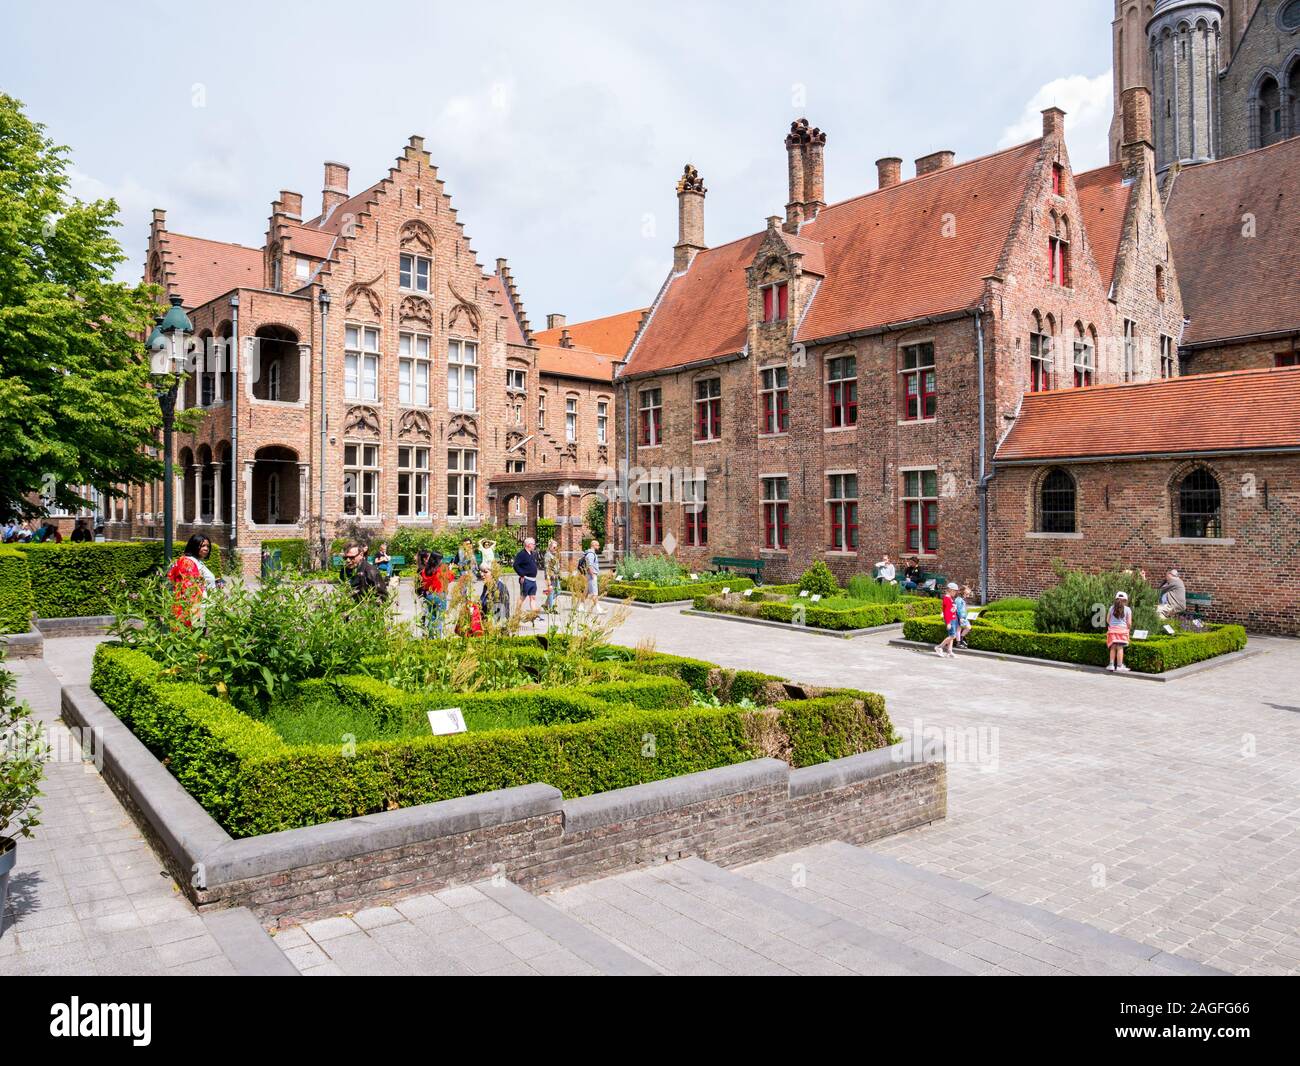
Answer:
[967, 612, 980, 621]
[799, 590, 810, 598]
[721, 586, 731, 595]
[742, 588, 754, 597]
[690, 573, 698, 580]
[810, 594, 822, 602]
[1132, 629, 1149, 641]
[427, 708, 467, 735]
[1163, 624, 1176, 635]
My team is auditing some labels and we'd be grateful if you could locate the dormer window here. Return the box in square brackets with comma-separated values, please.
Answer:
[400, 253, 431, 292]
[761, 282, 788, 323]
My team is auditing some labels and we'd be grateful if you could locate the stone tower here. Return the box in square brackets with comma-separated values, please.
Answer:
[1109, 1, 1157, 163]
[1147, 0, 1225, 175]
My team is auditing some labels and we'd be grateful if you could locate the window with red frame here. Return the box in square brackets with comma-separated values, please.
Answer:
[683, 477, 707, 546]
[761, 282, 789, 323]
[638, 388, 662, 446]
[901, 342, 937, 420]
[760, 365, 789, 433]
[1156, 265, 1166, 303]
[1276, 352, 1298, 367]
[762, 476, 789, 550]
[828, 473, 858, 552]
[1049, 236, 1071, 286]
[694, 377, 721, 441]
[1030, 331, 1052, 392]
[827, 355, 858, 427]
[1051, 162, 1065, 196]
[902, 469, 938, 554]
[1073, 333, 1095, 386]
[638, 481, 664, 545]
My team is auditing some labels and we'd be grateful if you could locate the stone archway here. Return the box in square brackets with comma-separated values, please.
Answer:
[250, 445, 302, 525]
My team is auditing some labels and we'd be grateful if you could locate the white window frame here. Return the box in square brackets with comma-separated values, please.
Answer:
[448, 339, 478, 412]
[597, 399, 609, 445]
[399, 253, 431, 293]
[447, 448, 478, 520]
[565, 395, 578, 443]
[397, 445, 430, 519]
[345, 325, 380, 401]
[399, 332, 431, 407]
[343, 441, 381, 518]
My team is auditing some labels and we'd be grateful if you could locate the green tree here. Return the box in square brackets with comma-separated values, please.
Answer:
[0, 93, 165, 518]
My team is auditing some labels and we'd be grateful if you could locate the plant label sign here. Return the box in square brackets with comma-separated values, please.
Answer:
[1163, 624, 1176, 636]
[799, 590, 809, 598]
[1133, 629, 1149, 641]
[427, 708, 467, 736]
[810, 594, 822, 602]
[690, 573, 698, 580]
[721, 587, 731, 595]
[742, 588, 753, 597]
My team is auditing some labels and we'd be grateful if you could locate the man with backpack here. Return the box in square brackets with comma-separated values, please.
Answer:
[577, 539, 603, 614]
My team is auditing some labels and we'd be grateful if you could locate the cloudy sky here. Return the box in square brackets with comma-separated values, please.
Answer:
[8, 0, 1114, 323]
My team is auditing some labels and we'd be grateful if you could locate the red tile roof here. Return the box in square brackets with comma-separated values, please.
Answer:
[625, 140, 1042, 376]
[162, 232, 263, 307]
[281, 222, 337, 259]
[995, 366, 1300, 463]
[532, 307, 647, 358]
[1165, 138, 1300, 346]
[485, 274, 527, 346]
[535, 343, 617, 383]
[304, 183, 384, 233]
[1074, 162, 1131, 292]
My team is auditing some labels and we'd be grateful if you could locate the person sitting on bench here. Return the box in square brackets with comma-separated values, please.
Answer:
[901, 558, 922, 591]
[875, 553, 896, 584]
[1156, 568, 1186, 619]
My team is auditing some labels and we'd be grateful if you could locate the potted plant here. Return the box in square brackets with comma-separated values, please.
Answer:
[0, 649, 45, 934]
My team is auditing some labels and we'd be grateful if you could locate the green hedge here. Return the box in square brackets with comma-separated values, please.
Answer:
[902, 614, 1246, 673]
[606, 576, 754, 603]
[0, 546, 35, 634]
[694, 593, 929, 631]
[91, 642, 895, 838]
[261, 538, 308, 571]
[17, 541, 223, 618]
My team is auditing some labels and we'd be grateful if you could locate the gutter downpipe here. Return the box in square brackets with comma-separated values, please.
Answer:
[621, 373, 631, 558]
[976, 307, 992, 605]
[318, 289, 330, 569]
[229, 294, 239, 561]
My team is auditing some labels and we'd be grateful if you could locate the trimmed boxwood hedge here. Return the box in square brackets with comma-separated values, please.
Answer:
[0, 545, 35, 634]
[17, 541, 224, 619]
[902, 613, 1246, 673]
[693, 593, 931, 631]
[605, 576, 754, 603]
[91, 642, 896, 837]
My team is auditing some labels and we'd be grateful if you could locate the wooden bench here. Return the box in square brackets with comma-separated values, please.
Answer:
[1183, 591, 1212, 622]
[711, 556, 766, 584]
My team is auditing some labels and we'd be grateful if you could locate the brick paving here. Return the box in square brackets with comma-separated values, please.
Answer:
[5, 611, 1298, 976]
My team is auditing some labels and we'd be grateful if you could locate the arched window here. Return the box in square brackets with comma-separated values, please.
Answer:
[1039, 468, 1077, 533]
[1177, 468, 1222, 537]
[267, 472, 281, 524]
[1258, 75, 1283, 148]
[267, 359, 281, 402]
[1030, 310, 1052, 392]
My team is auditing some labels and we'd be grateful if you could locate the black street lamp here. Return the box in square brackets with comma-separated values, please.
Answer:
[148, 294, 193, 566]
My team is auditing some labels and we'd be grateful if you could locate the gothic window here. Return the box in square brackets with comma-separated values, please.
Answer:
[1258, 75, 1283, 148]
[761, 282, 788, 323]
[1030, 312, 1053, 392]
[1037, 468, 1077, 534]
[1175, 467, 1222, 538]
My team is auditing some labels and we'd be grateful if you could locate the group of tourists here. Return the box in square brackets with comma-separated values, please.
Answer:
[873, 553, 930, 592]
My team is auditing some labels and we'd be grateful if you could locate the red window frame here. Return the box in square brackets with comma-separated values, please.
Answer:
[762, 477, 789, 550]
[694, 378, 721, 441]
[762, 282, 789, 323]
[1049, 237, 1071, 286]
[1275, 352, 1298, 368]
[902, 470, 938, 554]
[1030, 332, 1052, 392]
[901, 343, 937, 421]
[1051, 163, 1064, 196]
[1073, 341, 1094, 387]
[827, 357, 858, 428]
[638, 389, 662, 446]
[760, 366, 789, 434]
[828, 474, 858, 552]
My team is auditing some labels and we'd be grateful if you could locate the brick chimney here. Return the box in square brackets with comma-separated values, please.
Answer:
[1120, 86, 1154, 182]
[559, 329, 573, 349]
[674, 163, 707, 273]
[322, 161, 350, 218]
[876, 157, 902, 189]
[1042, 107, 1066, 140]
[274, 190, 303, 219]
[547, 313, 566, 331]
[915, 150, 955, 177]
[784, 118, 827, 232]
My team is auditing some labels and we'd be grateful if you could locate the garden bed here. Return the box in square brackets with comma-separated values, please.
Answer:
[605, 576, 754, 604]
[90, 637, 898, 838]
[691, 589, 933, 632]
[900, 598, 1247, 674]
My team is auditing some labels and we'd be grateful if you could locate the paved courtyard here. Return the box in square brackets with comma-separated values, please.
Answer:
[3, 602, 1298, 975]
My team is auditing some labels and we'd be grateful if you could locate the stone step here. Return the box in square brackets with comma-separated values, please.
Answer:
[277, 879, 652, 976]
[738, 841, 1223, 976]
[545, 856, 968, 975]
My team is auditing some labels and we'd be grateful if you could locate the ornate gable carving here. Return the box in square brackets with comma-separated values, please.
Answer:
[399, 295, 432, 330]
[505, 429, 525, 452]
[447, 413, 479, 445]
[344, 405, 381, 436]
[447, 280, 481, 336]
[398, 409, 431, 441]
[399, 220, 434, 254]
[345, 280, 382, 319]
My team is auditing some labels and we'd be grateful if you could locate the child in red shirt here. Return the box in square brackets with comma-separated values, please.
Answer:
[936, 582, 960, 658]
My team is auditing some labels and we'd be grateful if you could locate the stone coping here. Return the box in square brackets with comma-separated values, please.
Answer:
[0, 629, 43, 659]
[680, 608, 905, 639]
[37, 615, 116, 637]
[887, 638, 1261, 682]
[61, 683, 943, 918]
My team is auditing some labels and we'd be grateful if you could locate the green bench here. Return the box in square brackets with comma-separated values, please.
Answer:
[711, 556, 766, 584]
[330, 553, 406, 576]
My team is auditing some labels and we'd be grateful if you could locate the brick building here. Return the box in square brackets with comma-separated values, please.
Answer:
[990, 366, 1300, 634]
[616, 99, 1182, 594]
[124, 138, 634, 573]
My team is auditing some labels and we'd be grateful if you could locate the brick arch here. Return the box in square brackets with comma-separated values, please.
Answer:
[1168, 460, 1225, 539]
[1029, 465, 1079, 534]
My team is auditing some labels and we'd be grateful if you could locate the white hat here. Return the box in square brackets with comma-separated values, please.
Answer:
[1115, 591, 1129, 600]
[947, 582, 959, 590]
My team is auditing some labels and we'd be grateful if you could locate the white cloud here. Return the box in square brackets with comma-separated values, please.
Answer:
[1000, 71, 1113, 173]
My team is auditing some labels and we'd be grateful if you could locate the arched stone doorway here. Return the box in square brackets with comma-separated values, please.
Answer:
[251, 325, 302, 403]
[250, 445, 302, 525]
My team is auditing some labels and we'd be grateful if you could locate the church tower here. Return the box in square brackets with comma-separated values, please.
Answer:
[1109, 2, 1156, 163]
[1147, 0, 1224, 175]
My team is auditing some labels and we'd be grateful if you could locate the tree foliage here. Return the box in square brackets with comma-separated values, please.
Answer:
[0, 93, 164, 518]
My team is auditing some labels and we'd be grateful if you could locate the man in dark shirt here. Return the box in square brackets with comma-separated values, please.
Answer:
[342, 542, 387, 601]
[70, 520, 93, 542]
[512, 536, 540, 614]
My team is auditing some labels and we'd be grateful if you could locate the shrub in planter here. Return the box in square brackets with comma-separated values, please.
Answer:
[0, 547, 34, 634]
[797, 560, 839, 598]
[0, 650, 46, 925]
[1034, 565, 1159, 635]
